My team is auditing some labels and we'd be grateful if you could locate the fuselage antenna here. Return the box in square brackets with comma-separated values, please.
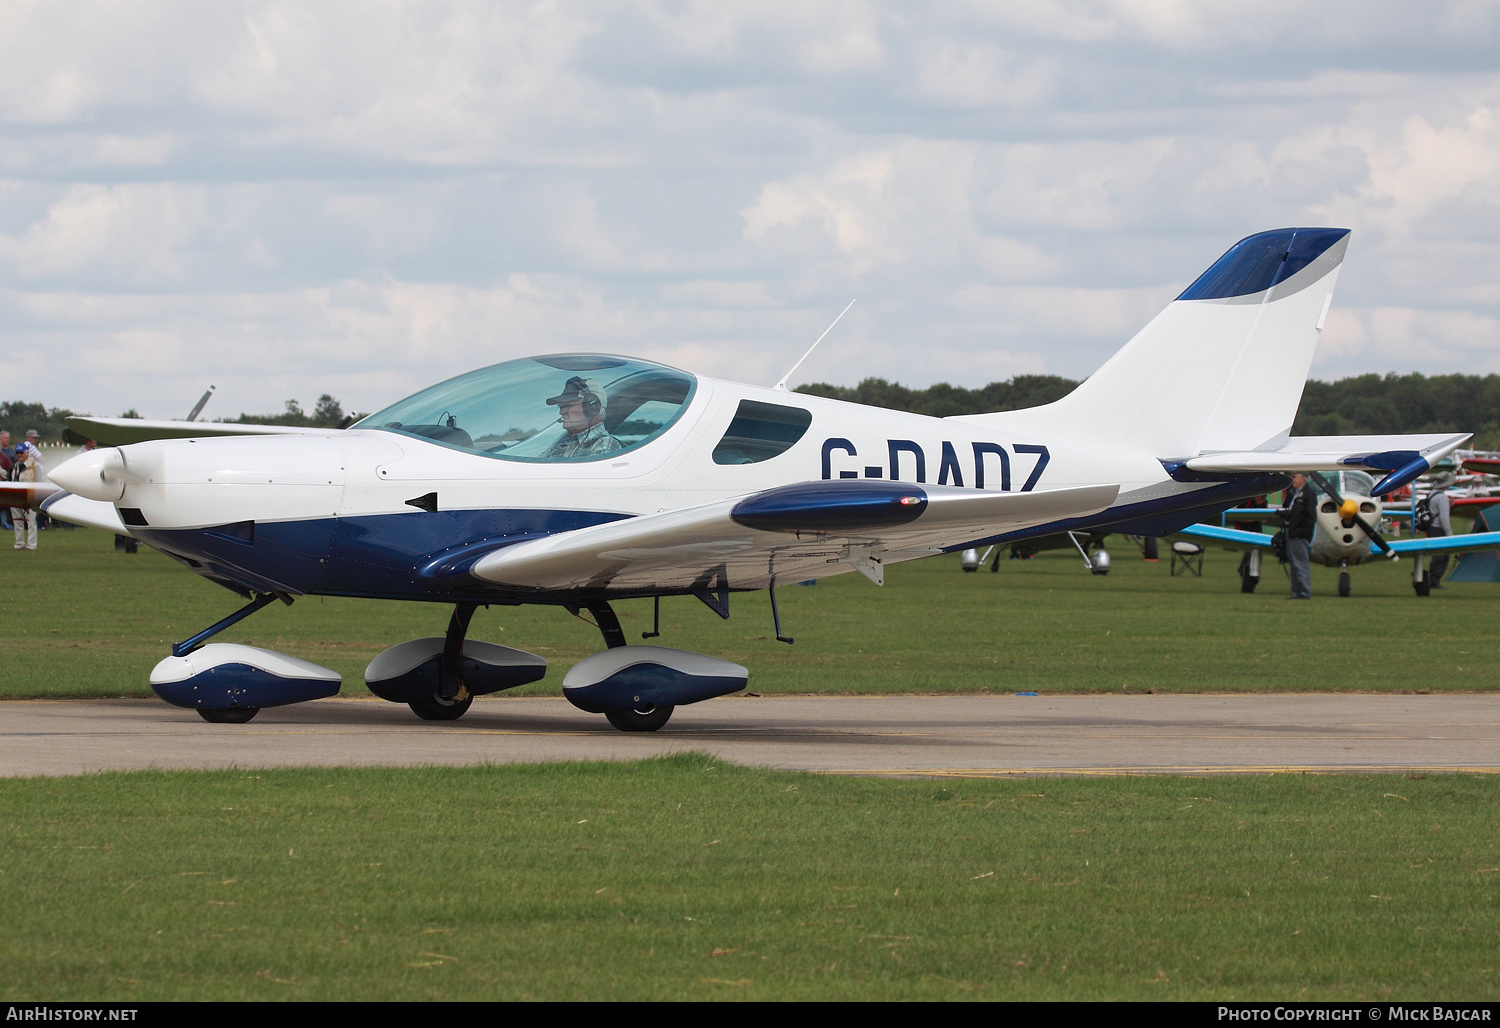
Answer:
[773, 299, 855, 392]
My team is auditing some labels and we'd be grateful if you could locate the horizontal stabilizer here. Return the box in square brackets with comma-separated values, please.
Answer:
[1184, 433, 1470, 495]
[471, 480, 1118, 592]
[67, 416, 345, 448]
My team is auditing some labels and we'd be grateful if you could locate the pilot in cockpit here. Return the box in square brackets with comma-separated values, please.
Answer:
[544, 376, 623, 460]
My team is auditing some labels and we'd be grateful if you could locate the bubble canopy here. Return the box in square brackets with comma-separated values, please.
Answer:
[357, 355, 698, 462]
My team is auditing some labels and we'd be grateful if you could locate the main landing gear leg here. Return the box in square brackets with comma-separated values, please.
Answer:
[586, 602, 628, 649]
[584, 599, 674, 732]
[408, 602, 478, 721]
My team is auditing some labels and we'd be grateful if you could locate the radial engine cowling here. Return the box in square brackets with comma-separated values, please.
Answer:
[563, 647, 747, 714]
[364, 638, 547, 703]
[150, 644, 341, 710]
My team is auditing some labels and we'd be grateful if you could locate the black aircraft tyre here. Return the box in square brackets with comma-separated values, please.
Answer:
[1240, 571, 1259, 593]
[408, 693, 474, 721]
[198, 707, 259, 724]
[1338, 571, 1351, 597]
[605, 704, 675, 732]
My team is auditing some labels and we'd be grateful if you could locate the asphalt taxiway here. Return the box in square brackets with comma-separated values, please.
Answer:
[1, 693, 1496, 778]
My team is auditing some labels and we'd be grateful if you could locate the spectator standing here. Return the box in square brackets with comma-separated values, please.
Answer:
[24, 430, 48, 530]
[10, 440, 41, 550]
[0, 431, 12, 530]
[1282, 473, 1316, 599]
[1424, 471, 1456, 589]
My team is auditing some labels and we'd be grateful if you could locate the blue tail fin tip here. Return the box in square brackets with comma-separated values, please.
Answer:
[1178, 228, 1350, 301]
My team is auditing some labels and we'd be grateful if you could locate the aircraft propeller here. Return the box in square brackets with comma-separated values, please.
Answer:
[1306, 471, 1397, 560]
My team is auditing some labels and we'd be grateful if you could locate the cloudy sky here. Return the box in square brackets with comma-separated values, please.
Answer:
[2, 1, 1498, 420]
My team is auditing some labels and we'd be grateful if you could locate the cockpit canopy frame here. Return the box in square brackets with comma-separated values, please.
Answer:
[357, 354, 698, 463]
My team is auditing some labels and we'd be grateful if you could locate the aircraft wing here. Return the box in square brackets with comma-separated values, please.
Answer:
[1184, 433, 1470, 495]
[1387, 532, 1500, 556]
[66, 416, 345, 447]
[470, 480, 1120, 592]
[0, 482, 63, 510]
[1177, 523, 1273, 550]
[1182, 521, 1500, 558]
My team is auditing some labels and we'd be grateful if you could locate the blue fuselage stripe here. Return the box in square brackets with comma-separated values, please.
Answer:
[138, 474, 1286, 601]
[135, 508, 631, 603]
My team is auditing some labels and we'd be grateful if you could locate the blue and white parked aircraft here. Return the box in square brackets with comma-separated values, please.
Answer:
[44, 228, 1470, 728]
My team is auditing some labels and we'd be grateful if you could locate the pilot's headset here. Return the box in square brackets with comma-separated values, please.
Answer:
[547, 377, 606, 420]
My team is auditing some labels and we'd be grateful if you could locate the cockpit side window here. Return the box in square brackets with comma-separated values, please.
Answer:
[357, 354, 697, 463]
[712, 400, 813, 465]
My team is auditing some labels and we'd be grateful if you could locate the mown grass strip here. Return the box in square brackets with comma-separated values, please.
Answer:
[3, 527, 1497, 699]
[1, 757, 1496, 1000]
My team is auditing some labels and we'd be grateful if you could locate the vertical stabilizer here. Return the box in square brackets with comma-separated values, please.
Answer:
[972, 228, 1350, 457]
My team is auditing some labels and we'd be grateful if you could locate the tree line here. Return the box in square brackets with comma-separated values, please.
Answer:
[796, 372, 1500, 450]
[4, 374, 1497, 448]
[1, 395, 368, 444]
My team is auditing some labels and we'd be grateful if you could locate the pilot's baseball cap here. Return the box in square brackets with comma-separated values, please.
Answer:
[546, 376, 606, 412]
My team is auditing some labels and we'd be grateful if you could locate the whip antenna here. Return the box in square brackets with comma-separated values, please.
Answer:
[773, 299, 855, 392]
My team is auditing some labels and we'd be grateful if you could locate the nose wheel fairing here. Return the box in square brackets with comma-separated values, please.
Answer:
[151, 644, 341, 713]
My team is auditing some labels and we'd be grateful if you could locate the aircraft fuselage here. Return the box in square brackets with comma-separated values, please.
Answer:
[67, 363, 1275, 604]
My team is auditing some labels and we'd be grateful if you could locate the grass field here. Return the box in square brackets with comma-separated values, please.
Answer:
[1, 757, 1495, 1001]
[4, 532, 1498, 1001]
[1, 526, 1495, 699]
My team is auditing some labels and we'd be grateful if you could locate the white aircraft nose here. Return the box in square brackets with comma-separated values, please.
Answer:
[50, 447, 127, 502]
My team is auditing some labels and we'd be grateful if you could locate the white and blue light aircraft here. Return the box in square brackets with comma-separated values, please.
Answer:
[44, 228, 1471, 728]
